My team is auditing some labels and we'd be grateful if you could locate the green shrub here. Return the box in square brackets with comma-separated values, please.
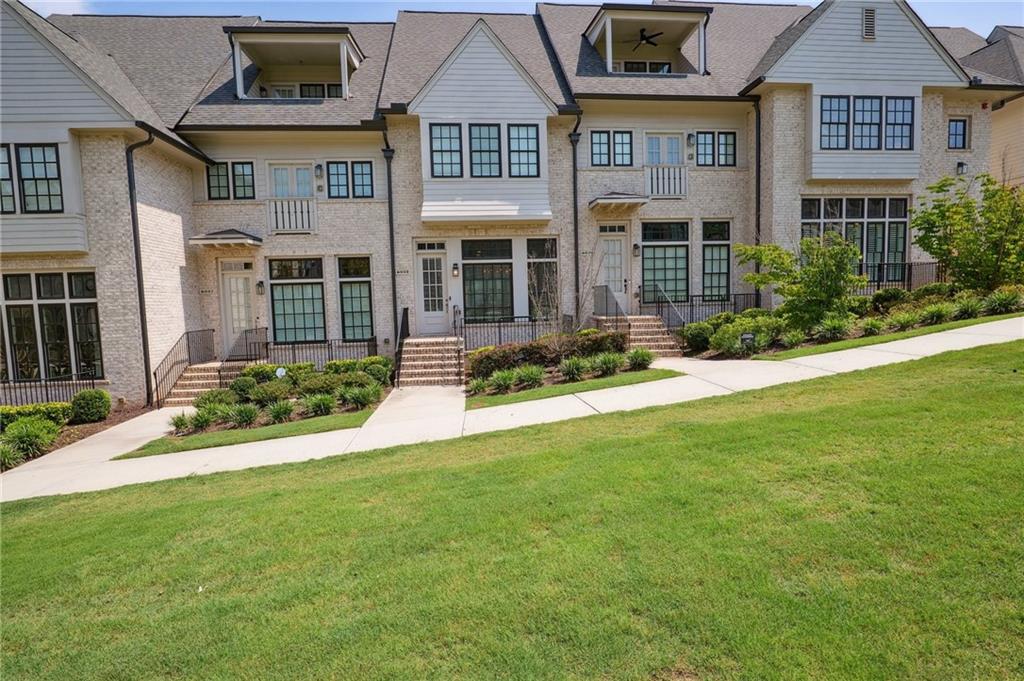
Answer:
[345, 384, 382, 409]
[358, 356, 394, 373]
[363, 363, 391, 386]
[337, 371, 376, 387]
[887, 310, 921, 331]
[298, 373, 343, 396]
[593, 352, 624, 377]
[0, 442, 25, 471]
[466, 378, 489, 395]
[815, 313, 853, 342]
[69, 389, 111, 424]
[249, 379, 292, 407]
[280, 362, 316, 386]
[679, 322, 713, 353]
[193, 388, 237, 411]
[982, 287, 1022, 315]
[2, 416, 59, 458]
[229, 403, 260, 428]
[189, 409, 214, 432]
[704, 312, 736, 331]
[912, 282, 954, 300]
[465, 332, 626, 378]
[515, 364, 545, 389]
[268, 400, 294, 423]
[0, 402, 72, 431]
[709, 316, 786, 356]
[489, 369, 517, 394]
[860, 318, 886, 336]
[324, 359, 360, 374]
[781, 329, 806, 348]
[229, 376, 258, 401]
[576, 328, 600, 336]
[558, 356, 587, 382]
[847, 296, 872, 318]
[626, 347, 655, 371]
[919, 302, 955, 325]
[169, 412, 191, 433]
[208, 403, 238, 424]
[301, 393, 335, 417]
[738, 308, 770, 320]
[872, 288, 910, 314]
[240, 364, 279, 383]
[953, 295, 983, 319]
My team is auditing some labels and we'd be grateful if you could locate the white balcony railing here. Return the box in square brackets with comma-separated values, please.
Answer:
[645, 165, 687, 198]
[267, 198, 317, 233]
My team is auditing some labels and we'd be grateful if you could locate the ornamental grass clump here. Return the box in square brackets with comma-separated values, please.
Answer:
[814, 313, 853, 342]
[489, 370, 517, 394]
[953, 295, 983, 319]
[344, 384, 382, 409]
[466, 378, 489, 395]
[229, 404, 260, 428]
[593, 352, 624, 377]
[982, 287, 1023, 315]
[170, 412, 191, 433]
[301, 393, 335, 417]
[193, 389, 237, 410]
[189, 409, 215, 432]
[780, 329, 806, 348]
[1, 416, 59, 459]
[626, 347, 655, 371]
[859, 318, 886, 336]
[887, 310, 921, 331]
[268, 400, 294, 423]
[0, 442, 25, 471]
[558, 356, 587, 382]
[514, 365, 545, 389]
[919, 302, 955, 325]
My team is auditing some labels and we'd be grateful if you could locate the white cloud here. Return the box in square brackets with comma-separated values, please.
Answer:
[23, 0, 98, 16]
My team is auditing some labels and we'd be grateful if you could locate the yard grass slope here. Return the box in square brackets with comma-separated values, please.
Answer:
[3, 342, 1023, 680]
[466, 368, 681, 409]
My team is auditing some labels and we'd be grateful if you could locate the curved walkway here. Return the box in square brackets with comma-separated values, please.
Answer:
[2, 316, 1021, 502]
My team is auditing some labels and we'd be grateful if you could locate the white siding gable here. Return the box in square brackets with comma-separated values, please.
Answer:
[0, 4, 126, 124]
[768, 0, 965, 86]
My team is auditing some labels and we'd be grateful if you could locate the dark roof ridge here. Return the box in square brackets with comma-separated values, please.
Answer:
[398, 9, 535, 17]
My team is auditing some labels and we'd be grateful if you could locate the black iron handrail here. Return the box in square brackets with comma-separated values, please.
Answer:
[0, 370, 96, 406]
[593, 284, 631, 334]
[850, 261, 946, 295]
[245, 337, 378, 372]
[395, 307, 410, 380]
[153, 329, 215, 407]
[638, 288, 762, 328]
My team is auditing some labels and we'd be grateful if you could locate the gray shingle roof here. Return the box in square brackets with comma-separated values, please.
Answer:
[931, 26, 987, 59]
[962, 33, 1024, 85]
[538, 1, 810, 99]
[378, 11, 573, 110]
[745, 0, 828, 83]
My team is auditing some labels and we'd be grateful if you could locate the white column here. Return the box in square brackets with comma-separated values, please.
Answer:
[697, 20, 706, 75]
[604, 16, 613, 73]
[340, 42, 350, 100]
[233, 39, 245, 99]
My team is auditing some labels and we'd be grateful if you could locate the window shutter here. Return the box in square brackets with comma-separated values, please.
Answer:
[862, 8, 876, 39]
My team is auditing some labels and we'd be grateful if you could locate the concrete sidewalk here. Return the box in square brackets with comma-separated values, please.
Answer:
[2, 316, 1020, 502]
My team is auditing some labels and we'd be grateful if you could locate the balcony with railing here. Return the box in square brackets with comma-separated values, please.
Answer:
[267, 198, 317, 233]
[645, 165, 686, 198]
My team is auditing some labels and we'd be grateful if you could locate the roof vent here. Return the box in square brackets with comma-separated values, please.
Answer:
[862, 8, 876, 40]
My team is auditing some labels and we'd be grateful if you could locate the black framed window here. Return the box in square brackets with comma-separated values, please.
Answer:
[207, 163, 229, 200]
[338, 257, 373, 340]
[462, 239, 513, 321]
[68, 272, 96, 299]
[38, 304, 72, 378]
[327, 161, 349, 198]
[624, 61, 647, 73]
[70, 303, 102, 378]
[717, 132, 736, 166]
[853, 96, 882, 150]
[820, 96, 850, 150]
[16, 144, 63, 213]
[231, 162, 255, 199]
[508, 124, 540, 177]
[1, 146, 15, 214]
[269, 258, 325, 343]
[352, 161, 373, 198]
[948, 118, 967, 149]
[649, 62, 671, 74]
[430, 123, 462, 178]
[36, 273, 64, 299]
[802, 196, 910, 281]
[526, 238, 558, 318]
[5, 306, 39, 380]
[462, 239, 512, 260]
[326, 84, 344, 98]
[300, 84, 325, 98]
[3, 274, 31, 301]
[641, 222, 689, 303]
[702, 221, 730, 301]
[885, 97, 913, 150]
[270, 258, 323, 280]
[696, 131, 715, 166]
[469, 124, 501, 177]
[612, 131, 632, 167]
[590, 130, 610, 166]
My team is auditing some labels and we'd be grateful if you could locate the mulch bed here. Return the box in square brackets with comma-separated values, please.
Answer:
[51, 405, 152, 450]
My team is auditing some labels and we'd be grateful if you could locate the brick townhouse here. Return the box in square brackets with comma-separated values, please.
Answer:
[1, 0, 1021, 404]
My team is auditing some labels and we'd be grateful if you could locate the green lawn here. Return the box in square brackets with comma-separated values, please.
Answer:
[466, 368, 681, 409]
[758, 312, 1022, 360]
[118, 408, 373, 458]
[3, 342, 1023, 680]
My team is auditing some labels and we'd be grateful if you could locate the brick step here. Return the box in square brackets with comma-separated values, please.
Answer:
[401, 338, 461, 347]
[400, 360, 463, 370]
[163, 398, 197, 408]
[168, 388, 218, 399]
[397, 377, 463, 387]
[630, 331, 674, 339]
[180, 369, 240, 379]
[174, 379, 223, 389]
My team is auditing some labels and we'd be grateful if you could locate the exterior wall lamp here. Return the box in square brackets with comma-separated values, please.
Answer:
[256, 280, 265, 296]
[686, 133, 695, 147]
[314, 163, 324, 179]
[956, 161, 969, 176]
[452, 262, 460, 278]
[633, 243, 640, 257]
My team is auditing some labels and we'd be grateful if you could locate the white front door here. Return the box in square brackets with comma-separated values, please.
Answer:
[416, 252, 449, 335]
[598, 235, 629, 312]
[220, 263, 255, 356]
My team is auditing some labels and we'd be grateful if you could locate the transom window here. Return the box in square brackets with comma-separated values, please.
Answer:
[469, 124, 501, 178]
[702, 221, 731, 301]
[16, 144, 63, 213]
[462, 239, 513, 321]
[430, 123, 462, 178]
[1, 271, 102, 381]
[1, 146, 15, 214]
[947, 118, 968, 150]
[338, 257, 373, 341]
[641, 222, 689, 304]
[508, 124, 540, 177]
[801, 197, 908, 281]
[527, 238, 558, 319]
[269, 258, 325, 343]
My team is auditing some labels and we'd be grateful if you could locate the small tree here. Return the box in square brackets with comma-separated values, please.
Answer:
[912, 174, 1024, 291]
[737, 233, 866, 331]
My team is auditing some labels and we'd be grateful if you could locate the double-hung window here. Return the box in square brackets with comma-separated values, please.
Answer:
[1, 146, 15, 214]
[462, 239, 513, 321]
[208, 161, 256, 200]
[852, 97, 882, 150]
[16, 144, 63, 213]
[326, 161, 374, 198]
[702, 222, 730, 301]
[269, 258, 325, 343]
[338, 257, 373, 340]
[590, 131, 610, 166]
[696, 132, 734, 167]
[0, 271, 103, 380]
[207, 163, 230, 200]
[469, 124, 501, 177]
[352, 161, 373, 198]
[820, 96, 850, 150]
[641, 222, 689, 303]
[695, 131, 715, 166]
[821, 95, 914, 151]
[508, 124, 540, 177]
[717, 132, 736, 166]
[327, 162, 349, 198]
[526, 238, 558, 318]
[231, 162, 255, 199]
[885, 97, 914, 150]
[947, 118, 968, 149]
[612, 131, 632, 167]
[430, 123, 462, 178]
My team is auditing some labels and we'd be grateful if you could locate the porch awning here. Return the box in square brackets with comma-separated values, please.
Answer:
[188, 229, 263, 247]
[588, 192, 649, 214]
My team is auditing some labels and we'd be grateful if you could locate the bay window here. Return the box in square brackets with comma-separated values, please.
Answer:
[508, 125, 540, 177]
[15, 144, 62, 213]
[469, 124, 501, 177]
[1, 146, 15, 214]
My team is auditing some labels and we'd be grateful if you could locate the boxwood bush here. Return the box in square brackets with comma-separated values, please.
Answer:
[70, 389, 111, 424]
[2, 416, 60, 458]
[626, 347, 654, 371]
[324, 359, 360, 374]
[229, 376, 258, 401]
[249, 379, 293, 407]
[709, 316, 786, 356]
[0, 402, 72, 432]
[297, 373, 343, 396]
[193, 389, 237, 411]
[466, 331, 627, 378]
[239, 364, 279, 383]
[678, 322, 713, 354]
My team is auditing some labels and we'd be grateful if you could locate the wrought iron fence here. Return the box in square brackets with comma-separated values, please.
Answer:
[0, 371, 96, 406]
[455, 315, 568, 351]
[246, 337, 378, 371]
[153, 329, 215, 407]
[639, 286, 762, 328]
[593, 285, 631, 333]
[227, 327, 270, 361]
[851, 261, 946, 296]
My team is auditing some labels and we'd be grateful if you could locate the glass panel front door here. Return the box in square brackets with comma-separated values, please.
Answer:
[598, 236, 629, 311]
[416, 253, 448, 335]
[221, 268, 254, 354]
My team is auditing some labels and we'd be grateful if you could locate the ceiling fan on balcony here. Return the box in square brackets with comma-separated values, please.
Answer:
[620, 28, 664, 51]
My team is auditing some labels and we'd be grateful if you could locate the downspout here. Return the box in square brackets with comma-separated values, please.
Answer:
[569, 112, 582, 320]
[125, 132, 155, 405]
[753, 97, 763, 309]
[382, 130, 399, 347]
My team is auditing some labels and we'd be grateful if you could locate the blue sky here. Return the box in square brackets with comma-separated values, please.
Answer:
[24, 0, 1024, 39]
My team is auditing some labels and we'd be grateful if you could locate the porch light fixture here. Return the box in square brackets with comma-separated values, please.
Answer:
[314, 163, 324, 179]
[452, 262, 460, 278]
[956, 161, 969, 176]
[686, 133, 695, 147]
[256, 280, 265, 296]
[632, 243, 640, 257]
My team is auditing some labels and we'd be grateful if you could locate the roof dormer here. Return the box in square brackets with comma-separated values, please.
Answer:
[584, 3, 712, 76]
[224, 25, 364, 100]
